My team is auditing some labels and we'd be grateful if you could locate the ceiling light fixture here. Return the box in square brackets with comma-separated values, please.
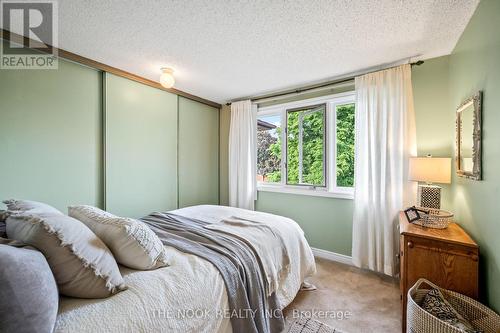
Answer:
[160, 67, 175, 89]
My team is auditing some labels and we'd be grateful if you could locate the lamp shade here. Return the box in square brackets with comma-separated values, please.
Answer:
[409, 157, 451, 184]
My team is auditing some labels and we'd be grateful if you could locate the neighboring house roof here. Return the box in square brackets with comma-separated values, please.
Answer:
[257, 119, 277, 130]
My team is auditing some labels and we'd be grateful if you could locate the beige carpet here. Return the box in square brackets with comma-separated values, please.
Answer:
[284, 258, 401, 333]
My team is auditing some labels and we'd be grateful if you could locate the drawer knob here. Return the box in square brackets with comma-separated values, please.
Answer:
[407, 241, 414, 248]
[471, 254, 478, 262]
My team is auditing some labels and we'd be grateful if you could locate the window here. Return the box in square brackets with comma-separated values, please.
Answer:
[256, 92, 355, 198]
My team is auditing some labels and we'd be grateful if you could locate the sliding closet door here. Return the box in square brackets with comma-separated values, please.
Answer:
[105, 73, 177, 218]
[0, 56, 102, 212]
[178, 97, 219, 207]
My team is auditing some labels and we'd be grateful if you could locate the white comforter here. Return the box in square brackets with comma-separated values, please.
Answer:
[55, 205, 316, 333]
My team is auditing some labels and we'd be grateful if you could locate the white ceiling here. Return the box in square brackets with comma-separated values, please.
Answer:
[7, 0, 479, 103]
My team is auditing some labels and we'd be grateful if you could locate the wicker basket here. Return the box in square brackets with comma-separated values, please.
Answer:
[407, 278, 500, 333]
[411, 207, 454, 229]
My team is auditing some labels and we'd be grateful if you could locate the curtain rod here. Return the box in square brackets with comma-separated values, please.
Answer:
[226, 60, 424, 106]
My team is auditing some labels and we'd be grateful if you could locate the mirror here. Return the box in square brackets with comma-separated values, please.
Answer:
[456, 91, 482, 180]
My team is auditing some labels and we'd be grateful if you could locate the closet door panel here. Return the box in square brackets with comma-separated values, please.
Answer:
[0, 56, 102, 211]
[105, 73, 177, 218]
[178, 97, 219, 207]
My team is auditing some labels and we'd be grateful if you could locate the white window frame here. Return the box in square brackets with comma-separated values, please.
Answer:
[257, 91, 355, 199]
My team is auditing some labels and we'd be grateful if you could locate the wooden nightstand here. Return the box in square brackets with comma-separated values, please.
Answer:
[399, 212, 479, 332]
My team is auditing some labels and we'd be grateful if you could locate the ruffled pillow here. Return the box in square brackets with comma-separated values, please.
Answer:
[69, 205, 168, 270]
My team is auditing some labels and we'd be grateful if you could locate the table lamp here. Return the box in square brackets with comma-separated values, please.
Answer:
[409, 156, 451, 209]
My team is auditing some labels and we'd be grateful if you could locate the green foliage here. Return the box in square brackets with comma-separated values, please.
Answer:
[336, 104, 355, 187]
[286, 109, 324, 186]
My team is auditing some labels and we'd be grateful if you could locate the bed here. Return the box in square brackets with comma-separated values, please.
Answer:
[55, 205, 316, 333]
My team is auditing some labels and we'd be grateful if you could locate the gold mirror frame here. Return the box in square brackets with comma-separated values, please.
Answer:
[456, 91, 482, 180]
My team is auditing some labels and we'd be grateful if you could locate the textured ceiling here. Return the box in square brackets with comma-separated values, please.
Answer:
[6, 0, 479, 103]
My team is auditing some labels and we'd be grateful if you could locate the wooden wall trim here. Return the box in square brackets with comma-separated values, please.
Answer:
[1, 29, 221, 109]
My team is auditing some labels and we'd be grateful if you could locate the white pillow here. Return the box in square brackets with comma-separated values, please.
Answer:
[6, 212, 126, 298]
[68, 205, 168, 270]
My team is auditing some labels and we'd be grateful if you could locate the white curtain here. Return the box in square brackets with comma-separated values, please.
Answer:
[352, 64, 417, 276]
[229, 100, 257, 210]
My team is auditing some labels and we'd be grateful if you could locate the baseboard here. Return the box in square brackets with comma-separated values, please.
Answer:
[311, 247, 353, 266]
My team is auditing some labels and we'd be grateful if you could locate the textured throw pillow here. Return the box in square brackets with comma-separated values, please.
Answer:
[6, 212, 126, 298]
[0, 240, 58, 333]
[3, 199, 63, 215]
[68, 205, 168, 270]
[421, 288, 479, 333]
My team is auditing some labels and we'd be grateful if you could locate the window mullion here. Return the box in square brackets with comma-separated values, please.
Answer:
[327, 102, 337, 193]
[298, 112, 303, 184]
[281, 109, 286, 185]
[332, 103, 338, 193]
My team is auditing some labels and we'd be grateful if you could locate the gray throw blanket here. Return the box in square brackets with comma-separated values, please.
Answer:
[141, 212, 285, 333]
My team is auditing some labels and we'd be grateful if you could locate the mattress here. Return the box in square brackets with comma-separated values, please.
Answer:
[55, 205, 316, 333]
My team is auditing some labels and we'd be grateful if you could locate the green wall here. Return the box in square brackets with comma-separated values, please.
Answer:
[256, 191, 353, 255]
[178, 97, 219, 207]
[448, 0, 500, 311]
[0, 50, 220, 216]
[412, 56, 454, 211]
[105, 73, 178, 218]
[0, 56, 103, 212]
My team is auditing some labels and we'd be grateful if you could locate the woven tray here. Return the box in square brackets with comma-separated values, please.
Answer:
[411, 207, 454, 229]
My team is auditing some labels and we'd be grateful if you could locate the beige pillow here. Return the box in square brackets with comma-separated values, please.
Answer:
[68, 205, 168, 270]
[6, 212, 126, 298]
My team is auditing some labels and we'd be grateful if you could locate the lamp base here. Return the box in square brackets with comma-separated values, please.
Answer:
[418, 184, 441, 209]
